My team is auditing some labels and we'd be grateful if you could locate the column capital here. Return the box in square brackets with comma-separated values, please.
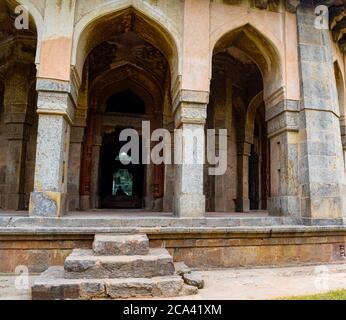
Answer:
[173, 90, 209, 128]
[237, 141, 252, 156]
[266, 99, 300, 138]
[172, 89, 209, 112]
[36, 82, 76, 125]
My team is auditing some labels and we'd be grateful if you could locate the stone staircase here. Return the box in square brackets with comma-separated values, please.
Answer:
[31, 234, 198, 300]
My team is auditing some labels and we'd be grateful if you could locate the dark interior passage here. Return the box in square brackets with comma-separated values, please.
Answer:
[100, 130, 144, 209]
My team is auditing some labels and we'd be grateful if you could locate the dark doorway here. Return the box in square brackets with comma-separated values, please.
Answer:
[100, 130, 144, 209]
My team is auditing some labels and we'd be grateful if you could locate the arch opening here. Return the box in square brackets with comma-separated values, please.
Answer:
[73, 7, 179, 87]
[207, 25, 273, 214]
[68, 8, 174, 213]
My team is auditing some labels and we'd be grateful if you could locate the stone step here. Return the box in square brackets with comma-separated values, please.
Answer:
[32, 267, 198, 300]
[64, 248, 175, 279]
[93, 234, 149, 256]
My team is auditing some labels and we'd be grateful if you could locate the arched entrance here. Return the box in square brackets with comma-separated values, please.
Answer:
[0, 1, 38, 211]
[70, 8, 175, 213]
[207, 24, 277, 213]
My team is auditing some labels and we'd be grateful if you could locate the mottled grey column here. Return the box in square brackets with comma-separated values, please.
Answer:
[173, 91, 208, 217]
[90, 136, 102, 209]
[67, 125, 85, 211]
[29, 81, 75, 217]
[266, 99, 300, 217]
[297, 4, 346, 224]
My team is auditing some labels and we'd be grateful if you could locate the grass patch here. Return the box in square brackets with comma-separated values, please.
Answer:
[279, 289, 346, 300]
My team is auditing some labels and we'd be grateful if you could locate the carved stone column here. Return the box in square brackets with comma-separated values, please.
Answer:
[266, 98, 300, 217]
[173, 90, 208, 217]
[297, 4, 346, 224]
[3, 66, 32, 210]
[29, 80, 75, 217]
[4, 114, 31, 210]
[90, 135, 102, 209]
[67, 124, 85, 211]
[235, 141, 251, 212]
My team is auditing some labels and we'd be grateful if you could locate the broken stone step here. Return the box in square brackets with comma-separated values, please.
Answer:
[64, 248, 175, 279]
[93, 234, 149, 256]
[32, 267, 197, 300]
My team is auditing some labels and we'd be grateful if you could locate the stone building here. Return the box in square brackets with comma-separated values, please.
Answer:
[1, 0, 346, 274]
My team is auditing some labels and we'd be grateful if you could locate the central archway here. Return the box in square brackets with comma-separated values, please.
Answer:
[69, 8, 175, 213]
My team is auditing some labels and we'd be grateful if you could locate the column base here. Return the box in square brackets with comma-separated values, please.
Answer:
[4, 193, 26, 211]
[80, 195, 91, 211]
[268, 196, 300, 217]
[301, 196, 345, 220]
[174, 194, 205, 217]
[29, 192, 67, 217]
[235, 198, 250, 212]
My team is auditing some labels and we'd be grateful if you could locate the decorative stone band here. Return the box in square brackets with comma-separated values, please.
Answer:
[37, 77, 78, 107]
[266, 99, 300, 138]
[174, 102, 207, 128]
[173, 90, 209, 128]
[37, 90, 75, 125]
[172, 89, 209, 112]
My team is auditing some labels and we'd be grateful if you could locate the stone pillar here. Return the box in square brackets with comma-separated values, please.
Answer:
[235, 142, 251, 212]
[67, 124, 85, 211]
[4, 114, 31, 210]
[266, 99, 300, 217]
[297, 5, 346, 224]
[173, 91, 208, 217]
[3, 66, 32, 210]
[29, 81, 75, 217]
[90, 136, 102, 209]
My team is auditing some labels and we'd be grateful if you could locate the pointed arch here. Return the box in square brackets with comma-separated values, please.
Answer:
[211, 23, 283, 100]
[72, 4, 180, 87]
[8, 0, 43, 64]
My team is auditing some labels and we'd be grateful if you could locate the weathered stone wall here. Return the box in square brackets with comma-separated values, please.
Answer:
[1, 230, 346, 273]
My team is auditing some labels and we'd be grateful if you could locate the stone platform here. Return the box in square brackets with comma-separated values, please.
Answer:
[31, 234, 198, 300]
[1, 212, 346, 273]
[0, 211, 302, 234]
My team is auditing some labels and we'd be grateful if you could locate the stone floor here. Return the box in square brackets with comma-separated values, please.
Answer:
[2, 264, 346, 300]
